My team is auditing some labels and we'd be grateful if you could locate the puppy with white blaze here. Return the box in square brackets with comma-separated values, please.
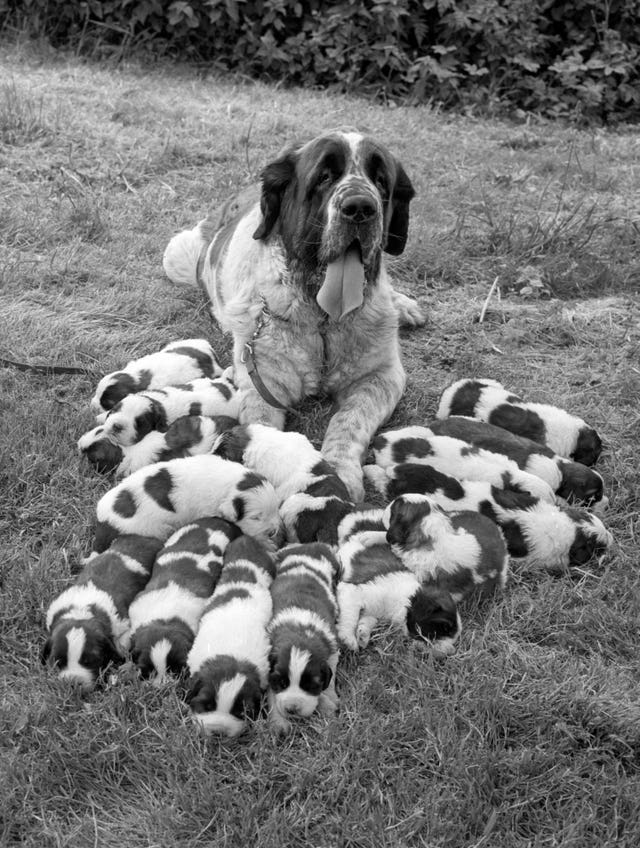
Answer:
[371, 425, 555, 504]
[128, 518, 241, 682]
[364, 463, 613, 572]
[381, 495, 509, 599]
[91, 338, 223, 418]
[436, 377, 602, 467]
[92, 454, 283, 554]
[336, 508, 461, 657]
[42, 535, 162, 689]
[100, 376, 239, 448]
[78, 414, 238, 477]
[428, 416, 605, 506]
[267, 543, 341, 732]
[186, 534, 276, 737]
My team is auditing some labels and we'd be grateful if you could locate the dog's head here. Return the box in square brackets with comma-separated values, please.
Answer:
[130, 619, 194, 682]
[91, 371, 144, 416]
[268, 637, 333, 720]
[186, 656, 263, 738]
[572, 425, 603, 467]
[557, 459, 604, 505]
[383, 493, 440, 551]
[252, 129, 414, 315]
[566, 507, 613, 566]
[42, 613, 123, 689]
[101, 394, 166, 446]
[77, 425, 124, 474]
[406, 586, 461, 656]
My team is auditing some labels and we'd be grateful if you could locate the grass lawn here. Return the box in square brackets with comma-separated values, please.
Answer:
[2, 39, 640, 848]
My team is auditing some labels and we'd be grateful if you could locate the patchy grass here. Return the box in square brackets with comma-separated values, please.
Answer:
[1, 41, 640, 848]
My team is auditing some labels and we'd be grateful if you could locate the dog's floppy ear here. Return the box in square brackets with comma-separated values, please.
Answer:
[184, 673, 203, 705]
[384, 161, 415, 256]
[41, 637, 52, 665]
[253, 151, 297, 241]
[320, 661, 332, 691]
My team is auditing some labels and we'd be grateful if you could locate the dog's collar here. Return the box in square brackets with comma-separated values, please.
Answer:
[241, 295, 297, 415]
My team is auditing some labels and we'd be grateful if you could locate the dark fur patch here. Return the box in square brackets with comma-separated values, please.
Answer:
[430, 415, 554, 466]
[304, 473, 351, 500]
[293, 497, 354, 545]
[217, 563, 258, 586]
[206, 586, 252, 611]
[496, 519, 529, 558]
[188, 401, 203, 417]
[573, 426, 602, 466]
[92, 520, 119, 553]
[99, 374, 137, 411]
[136, 369, 153, 391]
[214, 425, 251, 463]
[113, 488, 137, 518]
[446, 380, 484, 417]
[389, 436, 434, 465]
[82, 438, 123, 474]
[388, 463, 466, 501]
[187, 655, 263, 721]
[165, 345, 216, 378]
[343, 542, 404, 583]
[488, 404, 546, 445]
[490, 480, 538, 510]
[232, 496, 245, 522]
[134, 398, 167, 440]
[224, 535, 276, 579]
[237, 471, 265, 491]
[143, 467, 175, 512]
[385, 496, 432, 548]
[212, 379, 233, 401]
[164, 415, 203, 450]
[557, 460, 603, 504]
[406, 587, 459, 643]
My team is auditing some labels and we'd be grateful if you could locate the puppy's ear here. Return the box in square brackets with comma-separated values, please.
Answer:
[213, 425, 250, 463]
[184, 674, 203, 705]
[253, 151, 297, 241]
[320, 662, 332, 691]
[41, 637, 52, 665]
[384, 161, 415, 256]
[134, 400, 165, 439]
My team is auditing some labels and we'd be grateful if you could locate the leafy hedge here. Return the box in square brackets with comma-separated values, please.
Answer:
[2, 0, 639, 123]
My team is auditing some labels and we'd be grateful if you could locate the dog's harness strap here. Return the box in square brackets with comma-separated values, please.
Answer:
[241, 295, 297, 415]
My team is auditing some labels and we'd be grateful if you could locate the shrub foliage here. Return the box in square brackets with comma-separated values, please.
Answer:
[2, 0, 639, 123]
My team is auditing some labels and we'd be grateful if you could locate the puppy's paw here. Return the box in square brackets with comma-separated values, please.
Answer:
[337, 628, 359, 652]
[392, 291, 426, 328]
[356, 622, 372, 650]
[318, 691, 340, 716]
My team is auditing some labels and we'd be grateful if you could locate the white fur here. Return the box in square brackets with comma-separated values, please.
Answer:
[94, 455, 282, 550]
[46, 583, 127, 644]
[91, 338, 222, 416]
[57, 628, 94, 688]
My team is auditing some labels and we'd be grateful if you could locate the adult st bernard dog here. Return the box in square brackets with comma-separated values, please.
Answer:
[163, 129, 425, 501]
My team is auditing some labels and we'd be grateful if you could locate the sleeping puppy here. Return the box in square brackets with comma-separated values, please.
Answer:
[267, 543, 341, 732]
[92, 454, 283, 554]
[128, 518, 241, 682]
[381, 495, 509, 598]
[78, 414, 238, 477]
[371, 425, 555, 503]
[42, 535, 162, 689]
[185, 534, 276, 737]
[428, 415, 605, 506]
[100, 376, 239, 447]
[364, 463, 613, 572]
[436, 378, 602, 466]
[336, 508, 461, 657]
[163, 129, 426, 502]
[91, 338, 223, 419]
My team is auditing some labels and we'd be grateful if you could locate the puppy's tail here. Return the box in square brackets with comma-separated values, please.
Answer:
[162, 221, 208, 287]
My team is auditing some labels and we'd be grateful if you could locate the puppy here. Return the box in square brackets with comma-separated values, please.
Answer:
[185, 535, 276, 737]
[42, 535, 162, 688]
[279, 492, 355, 546]
[78, 414, 238, 477]
[428, 415, 605, 506]
[436, 377, 602, 466]
[92, 454, 283, 554]
[267, 543, 341, 732]
[371, 425, 555, 503]
[100, 376, 239, 447]
[91, 338, 223, 418]
[382, 495, 509, 598]
[336, 509, 461, 657]
[364, 464, 613, 571]
[128, 518, 241, 682]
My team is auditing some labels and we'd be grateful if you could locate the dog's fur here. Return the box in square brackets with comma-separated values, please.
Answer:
[382, 495, 509, 599]
[436, 378, 602, 466]
[99, 376, 239, 447]
[42, 535, 161, 688]
[364, 463, 613, 572]
[428, 415, 605, 506]
[279, 492, 355, 546]
[92, 455, 283, 554]
[186, 535, 276, 737]
[78, 414, 238, 477]
[336, 508, 461, 656]
[128, 518, 241, 682]
[91, 338, 223, 419]
[267, 543, 341, 732]
[371, 425, 555, 503]
[163, 129, 426, 501]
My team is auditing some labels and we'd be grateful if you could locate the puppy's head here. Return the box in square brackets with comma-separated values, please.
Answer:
[186, 656, 263, 738]
[383, 494, 438, 550]
[268, 638, 332, 720]
[42, 615, 123, 689]
[91, 371, 139, 416]
[77, 426, 124, 474]
[557, 460, 604, 505]
[406, 586, 461, 657]
[102, 395, 165, 446]
[130, 619, 194, 682]
[572, 425, 603, 467]
[566, 507, 613, 566]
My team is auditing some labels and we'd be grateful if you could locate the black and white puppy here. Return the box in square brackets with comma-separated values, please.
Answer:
[42, 535, 162, 688]
[128, 517, 241, 682]
[279, 492, 356, 546]
[267, 543, 341, 732]
[428, 416, 605, 506]
[336, 509, 461, 657]
[436, 377, 602, 466]
[185, 535, 276, 737]
[382, 494, 509, 598]
[78, 414, 238, 477]
[99, 376, 239, 447]
[364, 463, 613, 572]
[92, 454, 283, 554]
[371, 425, 555, 503]
[91, 338, 223, 419]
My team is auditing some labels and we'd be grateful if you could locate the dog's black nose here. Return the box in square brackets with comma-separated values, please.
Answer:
[340, 195, 376, 223]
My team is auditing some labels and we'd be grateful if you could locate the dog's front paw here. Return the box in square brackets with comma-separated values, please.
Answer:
[334, 463, 364, 503]
[392, 291, 426, 328]
[356, 622, 373, 650]
[318, 690, 340, 716]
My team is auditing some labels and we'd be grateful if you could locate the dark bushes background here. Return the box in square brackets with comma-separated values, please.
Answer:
[2, 0, 639, 123]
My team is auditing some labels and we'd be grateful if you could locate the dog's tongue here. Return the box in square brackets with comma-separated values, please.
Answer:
[316, 246, 365, 320]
